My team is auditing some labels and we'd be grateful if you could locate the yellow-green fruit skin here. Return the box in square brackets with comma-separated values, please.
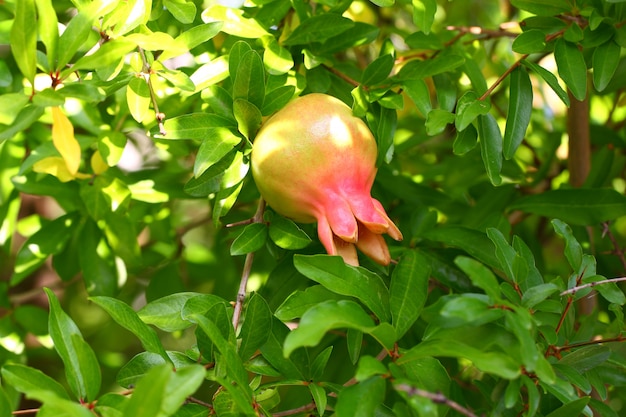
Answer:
[251, 93, 377, 223]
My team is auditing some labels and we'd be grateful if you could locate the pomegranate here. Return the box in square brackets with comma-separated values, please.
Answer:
[250, 93, 402, 266]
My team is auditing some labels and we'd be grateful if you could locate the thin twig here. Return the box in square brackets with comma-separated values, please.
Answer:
[323, 64, 360, 88]
[272, 402, 317, 416]
[554, 335, 626, 353]
[602, 222, 626, 272]
[186, 396, 214, 409]
[560, 277, 626, 296]
[446, 25, 518, 38]
[394, 383, 478, 417]
[138, 47, 166, 136]
[231, 198, 266, 330]
[12, 409, 40, 415]
[555, 267, 587, 335]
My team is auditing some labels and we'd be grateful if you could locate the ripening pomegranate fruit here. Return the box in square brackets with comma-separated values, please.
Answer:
[251, 93, 402, 266]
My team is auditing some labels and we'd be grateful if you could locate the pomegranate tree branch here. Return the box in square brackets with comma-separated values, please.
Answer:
[560, 277, 626, 296]
[394, 384, 478, 417]
[231, 198, 266, 330]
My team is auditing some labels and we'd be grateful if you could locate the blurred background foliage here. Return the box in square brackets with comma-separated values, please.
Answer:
[0, 0, 626, 416]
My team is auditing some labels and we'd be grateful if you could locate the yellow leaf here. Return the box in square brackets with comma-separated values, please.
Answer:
[33, 156, 76, 182]
[51, 107, 81, 175]
[91, 150, 109, 174]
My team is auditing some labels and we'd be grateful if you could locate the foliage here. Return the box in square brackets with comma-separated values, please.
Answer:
[0, 0, 626, 416]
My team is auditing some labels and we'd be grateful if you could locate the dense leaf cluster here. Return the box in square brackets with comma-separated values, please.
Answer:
[0, 0, 626, 416]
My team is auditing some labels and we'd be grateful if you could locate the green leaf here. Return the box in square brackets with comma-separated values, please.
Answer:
[521, 59, 570, 106]
[171, 22, 223, 58]
[261, 85, 296, 116]
[122, 364, 206, 417]
[592, 40, 620, 92]
[268, 214, 312, 250]
[521, 283, 559, 308]
[412, 0, 437, 34]
[453, 123, 478, 155]
[454, 256, 501, 301]
[116, 351, 194, 388]
[455, 91, 491, 132]
[68, 39, 136, 74]
[45, 288, 101, 401]
[1, 364, 69, 400]
[395, 52, 465, 81]
[503, 66, 533, 159]
[102, 212, 141, 267]
[510, 0, 571, 15]
[201, 5, 269, 39]
[309, 384, 327, 417]
[335, 377, 386, 417]
[551, 219, 583, 271]
[259, 317, 307, 380]
[238, 293, 272, 361]
[283, 300, 375, 357]
[355, 356, 388, 382]
[390, 251, 430, 339]
[315, 22, 379, 55]
[126, 77, 151, 123]
[362, 54, 394, 86]
[544, 397, 590, 417]
[423, 226, 500, 270]
[138, 292, 209, 332]
[293, 254, 391, 323]
[275, 285, 344, 321]
[233, 99, 262, 140]
[554, 39, 587, 101]
[78, 219, 118, 297]
[440, 295, 500, 325]
[0, 105, 45, 145]
[10, 0, 37, 83]
[157, 113, 236, 140]
[90, 296, 172, 364]
[35, 0, 59, 69]
[261, 36, 294, 76]
[163, 0, 196, 24]
[403, 79, 432, 116]
[57, 4, 100, 70]
[190, 55, 230, 91]
[510, 189, 626, 225]
[486, 227, 523, 284]
[12, 213, 77, 286]
[193, 128, 240, 177]
[559, 345, 611, 372]
[187, 314, 252, 399]
[230, 223, 267, 256]
[399, 338, 520, 379]
[512, 29, 547, 54]
[284, 14, 354, 45]
[504, 308, 539, 371]
[185, 150, 236, 197]
[425, 109, 455, 136]
[477, 113, 503, 186]
[233, 50, 265, 110]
